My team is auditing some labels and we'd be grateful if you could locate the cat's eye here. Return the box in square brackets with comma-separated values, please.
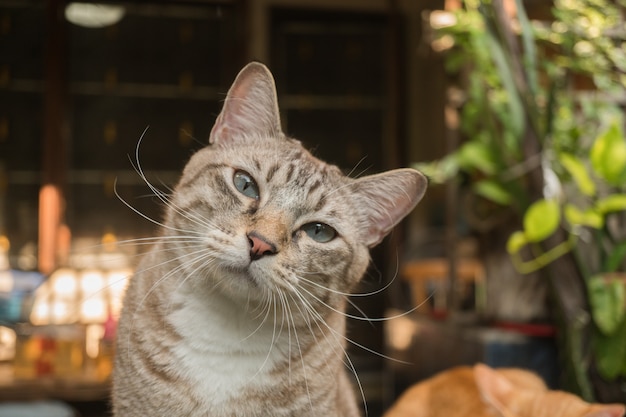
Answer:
[233, 170, 260, 200]
[301, 222, 337, 243]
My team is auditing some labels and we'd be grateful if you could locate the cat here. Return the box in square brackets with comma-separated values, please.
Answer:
[384, 363, 625, 417]
[112, 61, 428, 417]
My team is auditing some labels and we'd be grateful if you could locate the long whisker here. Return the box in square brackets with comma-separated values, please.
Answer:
[246, 291, 281, 382]
[345, 156, 369, 178]
[296, 280, 434, 323]
[288, 288, 369, 417]
[291, 283, 414, 365]
[281, 289, 313, 410]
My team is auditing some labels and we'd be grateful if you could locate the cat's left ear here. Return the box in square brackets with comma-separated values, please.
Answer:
[474, 363, 515, 415]
[352, 168, 427, 247]
[210, 62, 282, 145]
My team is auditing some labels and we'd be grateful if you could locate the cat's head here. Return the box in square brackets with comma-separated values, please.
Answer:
[167, 62, 427, 312]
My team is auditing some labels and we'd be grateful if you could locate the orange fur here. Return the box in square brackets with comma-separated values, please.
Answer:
[385, 364, 625, 417]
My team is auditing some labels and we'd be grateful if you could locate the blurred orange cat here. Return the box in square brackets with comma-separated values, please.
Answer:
[385, 364, 625, 417]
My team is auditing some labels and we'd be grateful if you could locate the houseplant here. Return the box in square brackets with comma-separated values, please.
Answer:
[419, 0, 626, 402]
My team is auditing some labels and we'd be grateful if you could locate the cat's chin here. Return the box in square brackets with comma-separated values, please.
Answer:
[213, 264, 269, 295]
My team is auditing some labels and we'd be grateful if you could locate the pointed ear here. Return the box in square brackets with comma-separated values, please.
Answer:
[585, 405, 626, 417]
[474, 364, 515, 415]
[209, 62, 282, 145]
[351, 168, 427, 247]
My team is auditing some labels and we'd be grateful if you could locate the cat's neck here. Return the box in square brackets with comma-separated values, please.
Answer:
[161, 261, 348, 356]
[165, 277, 349, 403]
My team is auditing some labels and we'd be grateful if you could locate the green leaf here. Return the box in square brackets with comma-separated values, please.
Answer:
[506, 231, 528, 255]
[473, 180, 513, 206]
[413, 154, 459, 184]
[588, 275, 626, 335]
[485, 31, 525, 142]
[514, 0, 538, 95]
[594, 317, 626, 381]
[605, 241, 626, 273]
[559, 153, 596, 197]
[596, 194, 626, 215]
[591, 122, 626, 186]
[523, 199, 560, 242]
[564, 204, 604, 229]
[457, 141, 499, 175]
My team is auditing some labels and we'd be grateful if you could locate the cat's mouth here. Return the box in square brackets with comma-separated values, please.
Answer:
[220, 261, 264, 288]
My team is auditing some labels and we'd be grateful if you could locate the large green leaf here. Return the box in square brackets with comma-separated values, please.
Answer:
[506, 231, 528, 255]
[523, 199, 560, 242]
[596, 194, 626, 215]
[594, 317, 626, 380]
[606, 241, 626, 273]
[564, 204, 604, 229]
[559, 153, 596, 197]
[588, 275, 626, 335]
[591, 122, 626, 186]
[457, 141, 499, 175]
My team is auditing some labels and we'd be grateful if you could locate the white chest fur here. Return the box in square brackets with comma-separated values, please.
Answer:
[168, 289, 286, 404]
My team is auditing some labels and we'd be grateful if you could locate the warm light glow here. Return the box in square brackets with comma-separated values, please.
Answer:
[52, 269, 78, 298]
[31, 265, 131, 325]
[101, 232, 118, 251]
[0, 326, 16, 361]
[52, 300, 72, 324]
[387, 315, 418, 351]
[86, 324, 104, 359]
[38, 184, 63, 275]
[107, 269, 130, 318]
[80, 270, 105, 297]
[81, 298, 107, 323]
[429, 10, 457, 29]
[31, 301, 51, 325]
[107, 269, 130, 295]
[0, 270, 13, 292]
[0, 235, 9, 252]
[65, 3, 125, 28]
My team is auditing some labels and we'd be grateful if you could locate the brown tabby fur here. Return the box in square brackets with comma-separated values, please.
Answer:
[112, 62, 427, 416]
[384, 364, 625, 417]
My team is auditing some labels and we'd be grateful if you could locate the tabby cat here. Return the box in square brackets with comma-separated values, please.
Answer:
[384, 364, 625, 417]
[112, 62, 427, 416]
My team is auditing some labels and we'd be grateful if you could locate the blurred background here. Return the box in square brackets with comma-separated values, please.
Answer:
[0, 0, 625, 416]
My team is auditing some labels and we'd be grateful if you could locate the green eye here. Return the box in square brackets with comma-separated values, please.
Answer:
[301, 222, 337, 243]
[233, 170, 260, 199]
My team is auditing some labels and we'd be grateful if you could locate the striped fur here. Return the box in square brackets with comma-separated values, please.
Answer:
[112, 62, 427, 417]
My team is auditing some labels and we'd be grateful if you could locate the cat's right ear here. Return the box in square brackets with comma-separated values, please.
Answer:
[352, 168, 427, 248]
[209, 62, 282, 145]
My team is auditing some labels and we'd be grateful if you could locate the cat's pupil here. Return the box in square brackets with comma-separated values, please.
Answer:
[302, 222, 337, 243]
[233, 170, 260, 200]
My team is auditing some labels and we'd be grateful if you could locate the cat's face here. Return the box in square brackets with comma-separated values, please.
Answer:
[165, 63, 427, 313]
[170, 134, 373, 310]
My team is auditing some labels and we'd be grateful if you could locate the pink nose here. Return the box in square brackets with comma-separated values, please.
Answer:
[247, 232, 277, 261]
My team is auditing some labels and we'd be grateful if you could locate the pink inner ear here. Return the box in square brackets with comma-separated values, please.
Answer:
[355, 168, 427, 248]
[209, 62, 282, 145]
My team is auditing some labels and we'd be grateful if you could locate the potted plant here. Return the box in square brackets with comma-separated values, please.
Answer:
[418, 0, 626, 402]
